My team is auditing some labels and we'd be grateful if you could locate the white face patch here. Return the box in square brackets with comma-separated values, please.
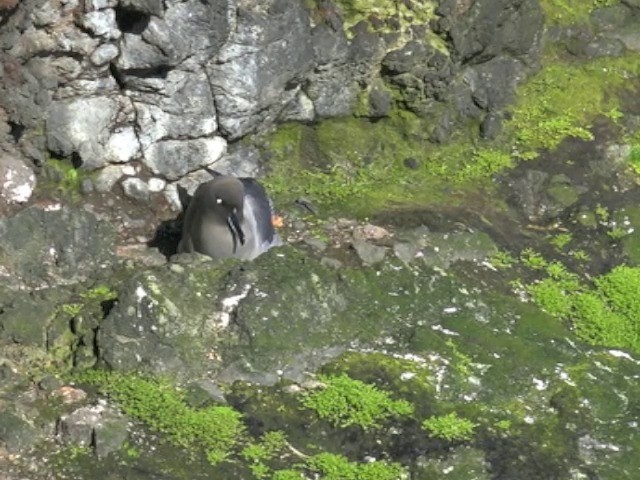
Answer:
[216, 197, 222, 204]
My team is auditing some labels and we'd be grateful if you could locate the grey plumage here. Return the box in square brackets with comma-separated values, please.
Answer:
[178, 175, 281, 260]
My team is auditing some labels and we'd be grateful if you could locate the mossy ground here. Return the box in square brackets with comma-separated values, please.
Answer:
[38, 157, 91, 200]
[262, 116, 512, 217]
[327, 0, 437, 37]
[540, 0, 621, 25]
[263, 48, 640, 218]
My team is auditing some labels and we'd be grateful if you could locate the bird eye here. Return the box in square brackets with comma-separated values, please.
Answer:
[216, 197, 223, 204]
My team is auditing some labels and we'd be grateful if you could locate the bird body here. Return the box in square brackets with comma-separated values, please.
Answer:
[178, 175, 281, 260]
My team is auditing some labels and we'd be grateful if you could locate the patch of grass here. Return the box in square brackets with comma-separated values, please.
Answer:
[301, 374, 414, 429]
[541, 0, 620, 26]
[550, 233, 573, 250]
[75, 370, 245, 465]
[330, 0, 436, 37]
[240, 431, 289, 479]
[421, 412, 477, 441]
[80, 285, 117, 302]
[520, 248, 548, 269]
[494, 419, 512, 431]
[607, 226, 629, 240]
[305, 453, 407, 480]
[629, 144, 640, 176]
[445, 339, 473, 377]
[489, 250, 517, 269]
[527, 264, 640, 353]
[570, 249, 591, 262]
[272, 470, 304, 480]
[507, 55, 640, 157]
[42, 158, 89, 197]
[453, 148, 513, 181]
[262, 117, 511, 217]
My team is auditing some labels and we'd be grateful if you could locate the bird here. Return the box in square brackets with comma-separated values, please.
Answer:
[177, 174, 282, 260]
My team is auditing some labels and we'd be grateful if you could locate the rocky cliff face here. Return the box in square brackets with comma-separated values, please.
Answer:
[0, 0, 543, 211]
[2, 1, 640, 479]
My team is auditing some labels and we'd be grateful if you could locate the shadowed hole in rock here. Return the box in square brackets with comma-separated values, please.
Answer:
[148, 218, 183, 258]
[8, 121, 24, 142]
[114, 6, 150, 34]
[122, 64, 172, 79]
[109, 63, 126, 89]
[148, 184, 189, 258]
[100, 298, 117, 318]
[70, 152, 83, 169]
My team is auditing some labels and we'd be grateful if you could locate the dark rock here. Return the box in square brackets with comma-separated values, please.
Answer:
[421, 231, 498, 269]
[508, 170, 584, 223]
[97, 260, 235, 379]
[508, 169, 550, 222]
[0, 410, 38, 453]
[117, 0, 229, 73]
[93, 410, 129, 458]
[403, 157, 419, 169]
[38, 375, 63, 392]
[0, 289, 63, 347]
[0, 205, 116, 290]
[97, 246, 477, 385]
[311, 23, 349, 66]
[455, 57, 527, 119]
[184, 379, 227, 408]
[442, 0, 543, 66]
[584, 37, 626, 58]
[382, 40, 433, 76]
[119, 0, 164, 16]
[303, 237, 328, 252]
[431, 110, 454, 143]
[367, 81, 393, 118]
[591, 4, 634, 31]
[58, 406, 100, 447]
[0, 362, 24, 390]
[480, 112, 502, 140]
[351, 239, 387, 265]
[546, 174, 582, 210]
[209, 0, 314, 139]
[58, 403, 128, 457]
[208, 143, 261, 179]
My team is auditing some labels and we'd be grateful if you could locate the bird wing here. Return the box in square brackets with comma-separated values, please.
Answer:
[240, 178, 276, 245]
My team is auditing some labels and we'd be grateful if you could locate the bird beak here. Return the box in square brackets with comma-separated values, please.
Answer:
[227, 210, 245, 252]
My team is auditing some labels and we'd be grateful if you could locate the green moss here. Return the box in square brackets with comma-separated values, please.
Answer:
[263, 117, 512, 216]
[80, 285, 117, 302]
[528, 264, 640, 353]
[489, 250, 517, 269]
[421, 412, 477, 441]
[549, 233, 573, 250]
[540, 0, 620, 26]
[41, 158, 91, 198]
[329, 0, 436, 37]
[507, 55, 640, 157]
[75, 370, 245, 465]
[520, 248, 548, 269]
[305, 453, 406, 480]
[240, 431, 289, 479]
[629, 144, 640, 176]
[272, 470, 304, 480]
[301, 374, 414, 429]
